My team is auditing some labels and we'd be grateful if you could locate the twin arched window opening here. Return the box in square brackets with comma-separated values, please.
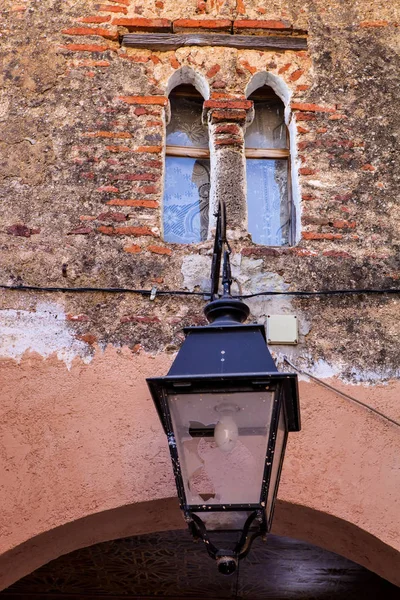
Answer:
[164, 86, 210, 244]
[163, 84, 291, 246]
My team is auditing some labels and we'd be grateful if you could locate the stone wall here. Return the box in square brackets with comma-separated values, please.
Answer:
[0, 0, 399, 380]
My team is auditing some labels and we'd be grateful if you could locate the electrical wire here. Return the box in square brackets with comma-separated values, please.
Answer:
[283, 356, 400, 428]
[238, 288, 399, 299]
[0, 284, 204, 296]
[0, 283, 398, 298]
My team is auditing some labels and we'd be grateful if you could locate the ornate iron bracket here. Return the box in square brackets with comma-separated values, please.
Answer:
[210, 199, 232, 301]
[205, 199, 249, 324]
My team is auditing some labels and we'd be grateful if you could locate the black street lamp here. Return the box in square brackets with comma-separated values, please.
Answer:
[147, 201, 300, 574]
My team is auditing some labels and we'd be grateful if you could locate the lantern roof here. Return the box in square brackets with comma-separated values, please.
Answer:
[168, 298, 277, 377]
[147, 299, 300, 433]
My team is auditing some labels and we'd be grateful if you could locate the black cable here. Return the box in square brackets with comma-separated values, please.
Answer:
[0, 284, 204, 296]
[284, 357, 400, 428]
[0, 283, 398, 297]
[238, 288, 400, 299]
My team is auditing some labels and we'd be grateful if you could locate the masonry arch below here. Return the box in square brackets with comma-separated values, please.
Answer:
[0, 351, 399, 590]
[0, 498, 399, 592]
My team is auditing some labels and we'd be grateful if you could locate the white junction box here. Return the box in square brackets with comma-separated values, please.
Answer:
[266, 315, 298, 345]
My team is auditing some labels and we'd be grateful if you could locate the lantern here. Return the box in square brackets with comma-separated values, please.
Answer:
[147, 297, 300, 574]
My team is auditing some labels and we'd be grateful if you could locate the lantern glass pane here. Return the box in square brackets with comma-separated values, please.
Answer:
[266, 405, 287, 522]
[167, 390, 275, 507]
[195, 510, 255, 532]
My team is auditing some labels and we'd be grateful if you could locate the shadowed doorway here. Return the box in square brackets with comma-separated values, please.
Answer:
[0, 530, 398, 599]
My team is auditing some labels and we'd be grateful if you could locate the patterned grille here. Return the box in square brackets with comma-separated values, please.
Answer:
[163, 157, 210, 244]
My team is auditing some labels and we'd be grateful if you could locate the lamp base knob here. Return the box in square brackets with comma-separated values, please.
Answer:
[204, 298, 250, 325]
[216, 554, 238, 576]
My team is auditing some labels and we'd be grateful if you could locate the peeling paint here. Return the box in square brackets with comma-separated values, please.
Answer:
[0, 302, 92, 368]
[181, 255, 212, 292]
[276, 352, 400, 384]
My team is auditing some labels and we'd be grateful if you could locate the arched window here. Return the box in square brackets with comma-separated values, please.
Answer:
[245, 86, 291, 246]
[163, 85, 210, 244]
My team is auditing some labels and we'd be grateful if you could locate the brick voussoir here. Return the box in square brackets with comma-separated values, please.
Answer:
[112, 17, 172, 32]
[173, 18, 232, 32]
[233, 19, 292, 30]
[117, 96, 168, 106]
[61, 27, 119, 40]
[204, 99, 253, 110]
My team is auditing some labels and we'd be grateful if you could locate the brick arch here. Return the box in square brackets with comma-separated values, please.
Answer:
[0, 498, 399, 592]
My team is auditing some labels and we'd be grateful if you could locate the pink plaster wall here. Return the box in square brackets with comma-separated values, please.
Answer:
[0, 348, 399, 589]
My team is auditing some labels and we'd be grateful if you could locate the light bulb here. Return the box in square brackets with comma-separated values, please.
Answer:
[214, 415, 238, 452]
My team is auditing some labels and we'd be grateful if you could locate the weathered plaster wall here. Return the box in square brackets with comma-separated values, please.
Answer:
[0, 0, 399, 378]
[0, 350, 399, 589]
[0, 0, 399, 590]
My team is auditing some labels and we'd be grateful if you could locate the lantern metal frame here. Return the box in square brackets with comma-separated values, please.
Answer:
[147, 374, 298, 549]
[147, 199, 300, 574]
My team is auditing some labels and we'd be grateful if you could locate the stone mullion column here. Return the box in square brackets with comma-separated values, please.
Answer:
[203, 99, 254, 236]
